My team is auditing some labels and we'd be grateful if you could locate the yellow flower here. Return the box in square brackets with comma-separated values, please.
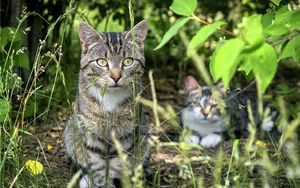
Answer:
[47, 144, 54, 151]
[255, 140, 267, 148]
[25, 160, 43, 175]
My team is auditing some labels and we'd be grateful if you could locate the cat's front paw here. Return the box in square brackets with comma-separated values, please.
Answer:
[200, 133, 221, 148]
[187, 135, 200, 144]
[261, 116, 274, 132]
[80, 175, 92, 188]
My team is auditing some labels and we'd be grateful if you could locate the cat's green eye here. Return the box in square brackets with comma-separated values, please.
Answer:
[97, 59, 108, 67]
[122, 58, 134, 67]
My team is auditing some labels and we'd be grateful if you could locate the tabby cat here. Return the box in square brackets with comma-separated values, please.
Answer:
[181, 76, 277, 148]
[64, 21, 149, 188]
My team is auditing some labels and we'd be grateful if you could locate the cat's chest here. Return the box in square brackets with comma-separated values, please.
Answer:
[187, 120, 223, 137]
[103, 105, 135, 124]
[87, 86, 132, 112]
[182, 108, 224, 137]
[88, 105, 135, 126]
[78, 104, 135, 138]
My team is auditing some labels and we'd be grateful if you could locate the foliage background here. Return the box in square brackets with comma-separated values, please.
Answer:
[0, 0, 299, 187]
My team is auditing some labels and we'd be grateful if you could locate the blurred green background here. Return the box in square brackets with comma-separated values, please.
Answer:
[1, 0, 300, 187]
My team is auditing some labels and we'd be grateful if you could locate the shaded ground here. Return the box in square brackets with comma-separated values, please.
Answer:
[22, 110, 71, 187]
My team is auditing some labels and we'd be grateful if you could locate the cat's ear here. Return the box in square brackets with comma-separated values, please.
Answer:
[185, 76, 202, 92]
[78, 22, 103, 53]
[125, 20, 148, 43]
[216, 82, 227, 95]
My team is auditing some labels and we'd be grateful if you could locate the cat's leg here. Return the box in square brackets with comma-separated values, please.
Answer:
[79, 161, 111, 188]
[261, 108, 280, 132]
[109, 156, 124, 179]
[89, 159, 109, 187]
[200, 133, 221, 148]
[67, 143, 110, 188]
[84, 136, 120, 188]
[79, 175, 92, 188]
[261, 115, 274, 132]
[65, 130, 115, 187]
[80, 171, 114, 188]
[186, 134, 200, 144]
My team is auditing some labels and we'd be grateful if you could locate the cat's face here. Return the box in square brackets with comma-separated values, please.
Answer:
[184, 76, 221, 122]
[78, 21, 148, 92]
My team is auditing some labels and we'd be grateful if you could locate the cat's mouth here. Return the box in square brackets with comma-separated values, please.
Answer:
[109, 85, 121, 88]
[108, 84, 123, 90]
[199, 119, 220, 124]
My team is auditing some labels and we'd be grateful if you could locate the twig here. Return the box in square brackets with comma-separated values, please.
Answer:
[192, 14, 236, 37]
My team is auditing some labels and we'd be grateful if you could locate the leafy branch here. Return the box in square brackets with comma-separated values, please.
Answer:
[154, 0, 300, 96]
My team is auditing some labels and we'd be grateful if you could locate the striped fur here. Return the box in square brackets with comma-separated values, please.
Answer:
[64, 21, 149, 188]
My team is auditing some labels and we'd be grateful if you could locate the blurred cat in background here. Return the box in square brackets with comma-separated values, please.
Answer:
[181, 76, 277, 148]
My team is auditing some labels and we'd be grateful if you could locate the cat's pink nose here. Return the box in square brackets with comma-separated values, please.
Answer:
[110, 68, 122, 83]
[202, 106, 211, 117]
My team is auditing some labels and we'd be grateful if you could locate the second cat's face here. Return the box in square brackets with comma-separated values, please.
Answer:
[78, 21, 148, 92]
[184, 76, 221, 122]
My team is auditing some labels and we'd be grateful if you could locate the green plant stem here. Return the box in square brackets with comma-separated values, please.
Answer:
[148, 70, 161, 187]
[149, 70, 160, 128]
[225, 139, 239, 186]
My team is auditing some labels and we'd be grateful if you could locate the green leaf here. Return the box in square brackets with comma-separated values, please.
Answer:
[14, 53, 29, 68]
[154, 17, 190, 50]
[240, 15, 264, 51]
[238, 54, 255, 80]
[244, 43, 277, 94]
[289, 10, 300, 30]
[210, 38, 244, 88]
[265, 24, 289, 36]
[1, 27, 22, 42]
[261, 12, 273, 29]
[210, 42, 223, 81]
[0, 98, 10, 122]
[244, 71, 255, 81]
[187, 21, 226, 57]
[170, 0, 197, 16]
[270, 0, 282, 6]
[25, 100, 38, 118]
[238, 56, 252, 76]
[274, 5, 292, 25]
[0, 28, 8, 48]
[279, 35, 300, 62]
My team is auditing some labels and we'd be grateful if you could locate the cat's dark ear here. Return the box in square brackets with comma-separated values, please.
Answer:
[78, 22, 102, 53]
[216, 82, 227, 95]
[125, 20, 148, 43]
[185, 76, 202, 93]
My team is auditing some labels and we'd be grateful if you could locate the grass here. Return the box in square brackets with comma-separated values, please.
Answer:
[0, 1, 76, 187]
[140, 84, 299, 187]
[1, 1, 300, 188]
